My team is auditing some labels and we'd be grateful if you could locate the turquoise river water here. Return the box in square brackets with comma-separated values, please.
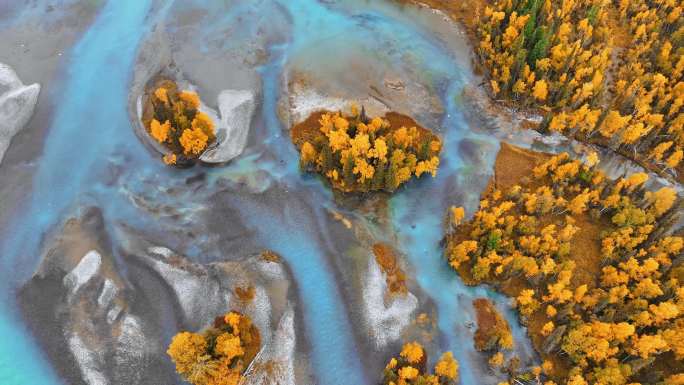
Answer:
[0, 1, 537, 384]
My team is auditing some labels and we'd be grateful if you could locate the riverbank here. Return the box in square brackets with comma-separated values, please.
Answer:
[401, 0, 684, 186]
[396, 0, 487, 40]
[0, 1, 585, 384]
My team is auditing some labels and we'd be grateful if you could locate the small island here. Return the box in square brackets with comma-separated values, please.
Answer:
[382, 341, 459, 385]
[142, 79, 216, 166]
[291, 106, 442, 193]
[167, 311, 260, 385]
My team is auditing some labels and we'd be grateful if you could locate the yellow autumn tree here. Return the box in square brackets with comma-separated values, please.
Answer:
[646, 187, 677, 216]
[300, 142, 317, 166]
[167, 332, 207, 376]
[382, 342, 459, 385]
[434, 351, 459, 380]
[150, 119, 171, 143]
[400, 342, 424, 364]
[167, 311, 260, 385]
[145, 81, 216, 164]
[451, 206, 465, 226]
[180, 126, 210, 156]
[533, 80, 548, 102]
[291, 106, 442, 193]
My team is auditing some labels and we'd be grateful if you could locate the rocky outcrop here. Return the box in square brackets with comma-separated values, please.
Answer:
[19, 208, 303, 385]
[19, 207, 152, 385]
[0, 63, 40, 164]
[200, 89, 257, 164]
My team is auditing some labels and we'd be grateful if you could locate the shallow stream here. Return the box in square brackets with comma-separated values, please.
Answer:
[0, 1, 538, 384]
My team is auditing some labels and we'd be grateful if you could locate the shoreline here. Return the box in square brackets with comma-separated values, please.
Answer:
[399, 0, 684, 186]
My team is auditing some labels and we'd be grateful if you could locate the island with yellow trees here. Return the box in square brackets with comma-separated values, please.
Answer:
[382, 341, 459, 385]
[291, 106, 443, 193]
[167, 311, 261, 385]
[142, 79, 216, 166]
[446, 143, 683, 385]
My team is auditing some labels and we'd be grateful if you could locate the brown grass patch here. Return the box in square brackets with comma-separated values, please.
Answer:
[372, 243, 408, 295]
[234, 286, 256, 302]
[567, 214, 605, 289]
[473, 298, 512, 352]
[290, 111, 326, 149]
[493, 142, 548, 190]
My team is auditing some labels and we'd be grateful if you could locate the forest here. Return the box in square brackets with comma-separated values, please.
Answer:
[446, 144, 683, 384]
[476, 0, 684, 182]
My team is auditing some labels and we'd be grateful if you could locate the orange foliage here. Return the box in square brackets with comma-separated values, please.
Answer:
[167, 311, 259, 385]
[144, 80, 216, 165]
[444, 143, 683, 384]
[291, 107, 442, 193]
[475, 0, 684, 182]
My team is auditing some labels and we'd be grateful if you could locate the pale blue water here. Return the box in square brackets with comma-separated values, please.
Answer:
[0, 1, 535, 384]
[1, 1, 154, 384]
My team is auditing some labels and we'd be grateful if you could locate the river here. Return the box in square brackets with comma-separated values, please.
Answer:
[0, 1, 537, 384]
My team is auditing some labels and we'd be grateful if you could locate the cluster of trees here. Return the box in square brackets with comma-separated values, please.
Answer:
[477, 0, 684, 180]
[294, 106, 442, 193]
[143, 80, 216, 166]
[605, 0, 684, 174]
[446, 150, 683, 384]
[478, 0, 612, 109]
[382, 342, 459, 385]
[167, 311, 260, 385]
[373, 243, 408, 295]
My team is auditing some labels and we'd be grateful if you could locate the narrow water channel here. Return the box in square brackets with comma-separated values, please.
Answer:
[0, 1, 537, 384]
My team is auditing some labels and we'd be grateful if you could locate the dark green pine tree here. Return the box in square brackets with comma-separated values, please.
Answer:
[343, 154, 356, 188]
[320, 145, 334, 173]
[371, 162, 386, 191]
[384, 164, 397, 192]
